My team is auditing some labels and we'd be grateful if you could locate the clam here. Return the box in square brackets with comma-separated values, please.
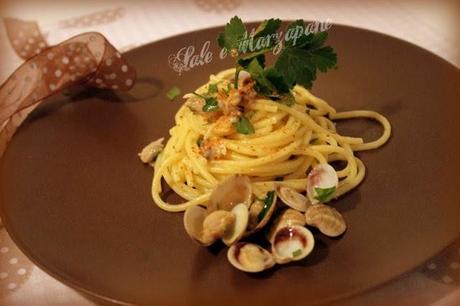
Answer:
[207, 175, 252, 212]
[271, 225, 315, 264]
[304, 204, 346, 237]
[202, 210, 235, 244]
[245, 191, 277, 236]
[183, 203, 249, 246]
[306, 164, 338, 204]
[183, 205, 214, 246]
[138, 137, 164, 164]
[267, 208, 306, 243]
[222, 204, 249, 246]
[247, 199, 264, 229]
[276, 186, 311, 212]
[227, 242, 275, 273]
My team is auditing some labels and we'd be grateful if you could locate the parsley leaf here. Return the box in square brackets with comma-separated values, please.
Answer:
[253, 18, 281, 39]
[237, 52, 266, 69]
[217, 17, 337, 101]
[312, 46, 337, 72]
[275, 20, 337, 89]
[274, 48, 317, 89]
[202, 97, 219, 112]
[264, 68, 290, 94]
[166, 86, 181, 101]
[258, 191, 275, 221]
[234, 116, 254, 134]
[208, 83, 218, 94]
[217, 16, 246, 56]
[243, 58, 296, 109]
[251, 18, 282, 51]
[284, 20, 312, 48]
[219, 18, 280, 64]
[246, 58, 274, 95]
[193, 91, 220, 112]
[314, 186, 336, 203]
[306, 31, 329, 49]
[246, 58, 291, 98]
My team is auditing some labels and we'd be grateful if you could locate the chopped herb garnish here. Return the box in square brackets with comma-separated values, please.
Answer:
[223, 82, 233, 94]
[202, 97, 219, 112]
[257, 191, 275, 221]
[234, 116, 254, 134]
[226, 83, 232, 93]
[292, 249, 302, 257]
[217, 16, 337, 99]
[193, 91, 220, 112]
[314, 186, 336, 203]
[166, 86, 181, 101]
[208, 83, 218, 94]
[196, 136, 203, 147]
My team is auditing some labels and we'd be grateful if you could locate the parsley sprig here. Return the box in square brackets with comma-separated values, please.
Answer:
[217, 16, 337, 98]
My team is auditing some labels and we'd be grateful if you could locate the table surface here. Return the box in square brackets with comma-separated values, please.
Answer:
[0, 0, 459, 305]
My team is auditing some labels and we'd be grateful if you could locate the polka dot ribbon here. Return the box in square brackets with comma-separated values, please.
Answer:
[0, 18, 136, 157]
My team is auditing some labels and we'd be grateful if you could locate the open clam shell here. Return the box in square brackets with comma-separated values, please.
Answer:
[202, 210, 235, 244]
[207, 175, 252, 213]
[184, 203, 249, 247]
[222, 203, 249, 246]
[183, 205, 215, 246]
[305, 204, 347, 237]
[266, 208, 306, 243]
[276, 186, 311, 212]
[227, 242, 275, 273]
[307, 164, 339, 204]
[245, 191, 277, 236]
[271, 225, 315, 264]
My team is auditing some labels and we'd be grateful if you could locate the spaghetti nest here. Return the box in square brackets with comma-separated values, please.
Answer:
[151, 68, 391, 212]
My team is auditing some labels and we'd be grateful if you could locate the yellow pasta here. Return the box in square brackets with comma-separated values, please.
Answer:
[150, 68, 391, 212]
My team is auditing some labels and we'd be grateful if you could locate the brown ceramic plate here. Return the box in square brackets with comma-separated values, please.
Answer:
[1, 23, 460, 306]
